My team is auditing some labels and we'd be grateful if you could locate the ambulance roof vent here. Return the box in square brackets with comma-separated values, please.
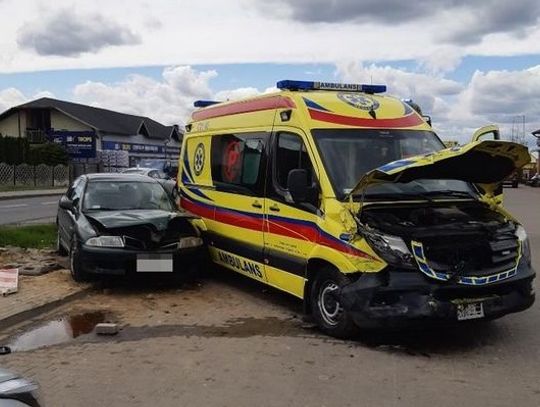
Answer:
[276, 80, 386, 94]
[193, 100, 222, 108]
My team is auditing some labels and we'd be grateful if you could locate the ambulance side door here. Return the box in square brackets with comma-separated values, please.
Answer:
[207, 132, 269, 282]
[263, 130, 320, 298]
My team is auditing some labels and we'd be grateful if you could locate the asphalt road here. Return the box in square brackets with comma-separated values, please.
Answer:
[0, 195, 61, 225]
[1, 186, 539, 407]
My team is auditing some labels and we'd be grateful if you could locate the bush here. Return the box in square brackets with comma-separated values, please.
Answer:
[28, 142, 69, 165]
[0, 135, 30, 164]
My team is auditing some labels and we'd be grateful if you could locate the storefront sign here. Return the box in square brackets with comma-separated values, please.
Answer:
[51, 131, 96, 159]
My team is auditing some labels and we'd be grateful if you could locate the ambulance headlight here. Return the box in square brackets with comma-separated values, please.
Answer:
[364, 231, 416, 270]
[515, 225, 532, 266]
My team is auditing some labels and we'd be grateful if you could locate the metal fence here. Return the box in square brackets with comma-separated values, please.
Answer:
[0, 162, 70, 187]
[0, 162, 131, 188]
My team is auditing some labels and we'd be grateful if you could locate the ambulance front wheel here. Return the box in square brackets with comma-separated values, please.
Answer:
[311, 268, 359, 338]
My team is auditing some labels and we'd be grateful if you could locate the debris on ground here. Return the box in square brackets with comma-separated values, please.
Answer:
[0, 246, 63, 276]
[0, 268, 19, 295]
[95, 323, 119, 335]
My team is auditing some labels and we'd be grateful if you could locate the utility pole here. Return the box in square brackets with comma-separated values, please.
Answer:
[511, 115, 526, 145]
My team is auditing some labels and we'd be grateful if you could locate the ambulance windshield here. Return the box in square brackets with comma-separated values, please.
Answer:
[313, 129, 475, 200]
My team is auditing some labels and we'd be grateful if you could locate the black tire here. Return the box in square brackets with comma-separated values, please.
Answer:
[310, 268, 359, 339]
[69, 237, 91, 282]
[56, 229, 68, 256]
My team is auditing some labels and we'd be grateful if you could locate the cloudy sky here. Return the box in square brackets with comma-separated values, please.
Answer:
[1, 0, 540, 145]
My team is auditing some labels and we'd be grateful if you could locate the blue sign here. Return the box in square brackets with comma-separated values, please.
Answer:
[102, 140, 180, 155]
[50, 131, 96, 159]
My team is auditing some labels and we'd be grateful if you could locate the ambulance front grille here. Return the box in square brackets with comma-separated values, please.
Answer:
[421, 232, 519, 278]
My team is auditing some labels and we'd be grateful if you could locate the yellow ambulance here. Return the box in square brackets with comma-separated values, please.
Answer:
[179, 80, 535, 337]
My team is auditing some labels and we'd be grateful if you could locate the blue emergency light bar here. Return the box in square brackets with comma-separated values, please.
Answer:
[276, 80, 386, 94]
[193, 100, 221, 108]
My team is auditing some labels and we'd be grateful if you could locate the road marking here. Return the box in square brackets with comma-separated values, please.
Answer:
[0, 204, 28, 209]
[41, 201, 58, 205]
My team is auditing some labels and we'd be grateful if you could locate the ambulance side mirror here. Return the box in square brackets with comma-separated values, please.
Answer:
[287, 169, 309, 203]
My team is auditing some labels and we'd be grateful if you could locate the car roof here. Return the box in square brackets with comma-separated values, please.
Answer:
[123, 167, 156, 172]
[84, 173, 159, 183]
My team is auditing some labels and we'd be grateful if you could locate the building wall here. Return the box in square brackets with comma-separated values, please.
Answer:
[51, 110, 92, 132]
[0, 112, 22, 138]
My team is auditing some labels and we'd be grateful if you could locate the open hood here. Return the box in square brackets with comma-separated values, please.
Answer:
[348, 140, 530, 198]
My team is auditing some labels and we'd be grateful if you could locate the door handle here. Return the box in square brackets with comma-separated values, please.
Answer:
[269, 204, 280, 212]
[252, 201, 262, 209]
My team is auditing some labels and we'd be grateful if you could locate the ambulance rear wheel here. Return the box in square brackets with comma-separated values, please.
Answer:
[311, 268, 359, 338]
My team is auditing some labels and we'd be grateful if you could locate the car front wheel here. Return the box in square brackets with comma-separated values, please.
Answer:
[310, 268, 359, 338]
[56, 228, 68, 256]
[69, 238, 91, 282]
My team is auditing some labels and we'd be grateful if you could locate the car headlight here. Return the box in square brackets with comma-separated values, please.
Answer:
[178, 236, 203, 249]
[515, 225, 532, 266]
[364, 230, 416, 270]
[86, 236, 125, 248]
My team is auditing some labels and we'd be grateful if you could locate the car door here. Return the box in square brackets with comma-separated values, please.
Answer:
[207, 132, 269, 282]
[263, 130, 320, 298]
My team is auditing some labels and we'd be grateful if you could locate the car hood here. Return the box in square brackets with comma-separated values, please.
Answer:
[84, 209, 193, 231]
[347, 140, 530, 198]
[0, 368, 18, 384]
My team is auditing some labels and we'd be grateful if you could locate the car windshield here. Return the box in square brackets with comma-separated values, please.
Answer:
[313, 129, 476, 201]
[83, 180, 173, 211]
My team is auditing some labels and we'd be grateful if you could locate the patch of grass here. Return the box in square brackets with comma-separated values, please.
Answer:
[0, 224, 57, 249]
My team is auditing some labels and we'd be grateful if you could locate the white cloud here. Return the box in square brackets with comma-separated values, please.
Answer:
[335, 61, 462, 114]
[418, 48, 463, 74]
[73, 66, 279, 125]
[73, 66, 217, 125]
[1, 0, 540, 72]
[0, 88, 26, 113]
[0, 88, 56, 114]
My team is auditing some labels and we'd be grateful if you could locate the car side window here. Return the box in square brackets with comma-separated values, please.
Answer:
[211, 133, 267, 196]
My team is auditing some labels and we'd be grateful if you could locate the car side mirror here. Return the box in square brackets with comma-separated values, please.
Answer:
[59, 196, 74, 211]
[287, 169, 309, 203]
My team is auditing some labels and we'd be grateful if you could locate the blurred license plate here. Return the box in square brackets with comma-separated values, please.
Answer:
[136, 254, 173, 272]
[456, 302, 484, 321]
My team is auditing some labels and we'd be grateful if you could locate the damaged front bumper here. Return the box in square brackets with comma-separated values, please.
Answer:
[78, 245, 203, 276]
[340, 259, 535, 328]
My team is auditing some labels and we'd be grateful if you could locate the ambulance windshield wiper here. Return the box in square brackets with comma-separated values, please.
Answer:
[420, 190, 477, 199]
[354, 191, 434, 202]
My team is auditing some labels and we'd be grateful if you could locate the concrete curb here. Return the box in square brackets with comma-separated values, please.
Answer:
[0, 285, 94, 330]
[0, 191, 65, 201]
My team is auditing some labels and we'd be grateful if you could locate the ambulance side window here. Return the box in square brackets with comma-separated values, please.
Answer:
[211, 133, 267, 196]
[272, 132, 318, 207]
